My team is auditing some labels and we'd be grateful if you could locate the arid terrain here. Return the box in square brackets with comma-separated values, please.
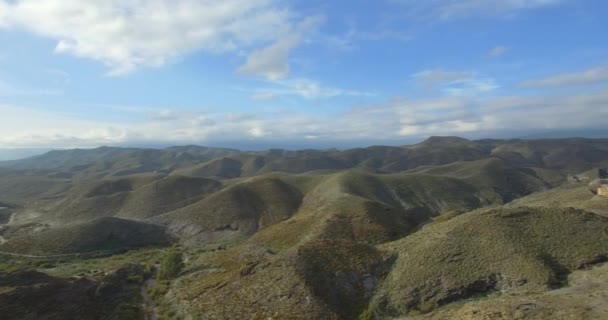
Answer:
[1, 137, 608, 319]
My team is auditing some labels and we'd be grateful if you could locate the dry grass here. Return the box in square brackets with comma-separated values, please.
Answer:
[371, 206, 608, 317]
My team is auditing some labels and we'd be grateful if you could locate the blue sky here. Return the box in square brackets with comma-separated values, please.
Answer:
[0, 0, 607, 149]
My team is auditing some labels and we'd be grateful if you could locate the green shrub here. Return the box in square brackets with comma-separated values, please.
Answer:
[157, 251, 183, 280]
[416, 299, 438, 314]
[359, 306, 380, 320]
[148, 281, 170, 299]
[109, 302, 143, 320]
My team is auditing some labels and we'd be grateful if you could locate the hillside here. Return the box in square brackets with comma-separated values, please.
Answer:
[490, 138, 608, 172]
[2, 137, 607, 182]
[0, 265, 148, 320]
[0, 145, 238, 181]
[4, 153, 560, 247]
[407, 158, 560, 202]
[512, 185, 608, 215]
[0, 174, 71, 206]
[171, 157, 244, 179]
[0, 217, 170, 255]
[147, 163, 553, 249]
[1, 137, 608, 319]
[166, 206, 608, 319]
[11, 174, 223, 224]
[403, 261, 608, 319]
[370, 206, 608, 317]
[153, 176, 304, 245]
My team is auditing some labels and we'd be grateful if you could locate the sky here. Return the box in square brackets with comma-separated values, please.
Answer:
[0, 0, 607, 150]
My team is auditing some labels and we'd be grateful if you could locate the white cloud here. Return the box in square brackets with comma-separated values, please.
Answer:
[44, 68, 71, 86]
[2, 88, 606, 148]
[0, 80, 63, 96]
[249, 78, 375, 100]
[250, 92, 276, 101]
[489, 46, 509, 57]
[237, 15, 324, 80]
[0, 0, 292, 75]
[521, 64, 608, 88]
[390, 0, 563, 20]
[237, 34, 299, 81]
[150, 109, 179, 121]
[248, 126, 266, 138]
[413, 69, 498, 96]
[320, 27, 412, 52]
[442, 77, 499, 96]
[0, 105, 129, 147]
[191, 116, 216, 127]
[413, 69, 473, 84]
[275, 78, 374, 99]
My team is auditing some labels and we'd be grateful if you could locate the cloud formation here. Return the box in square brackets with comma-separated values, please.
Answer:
[250, 92, 276, 101]
[413, 69, 498, 96]
[237, 15, 324, 80]
[2, 88, 606, 148]
[521, 64, 608, 88]
[248, 78, 374, 100]
[0, 0, 292, 75]
[0, 80, 63, 96]
[413, 69, 472, 84]
[391, 0, 562, 20]
[489, 46, 509, 57]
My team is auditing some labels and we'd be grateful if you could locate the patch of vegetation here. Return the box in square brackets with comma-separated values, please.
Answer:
[296, 240, 388, 319]
[0, 217, 171, 255]
[0, 264, 147, 320]
[372, 206, 608, 317]
[158, 250, 184, 280]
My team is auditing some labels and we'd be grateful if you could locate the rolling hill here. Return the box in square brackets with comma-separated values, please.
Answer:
[167, 206, 608, 319]
[1, 136, 608, 319]
[2, 137, 607, 182]
[370, 206, 608, 317]
[10, 174, 223, 225]
[0, 217, 170, 255]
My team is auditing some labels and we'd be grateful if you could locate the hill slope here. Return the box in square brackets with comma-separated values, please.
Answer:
[3, 137, 607, 181]
[167, 206, 608, 319]
[0, 137, 608, 319]
[15, 174, 222, 224]
[370, 206, 608, 317]
[0, 217, 170, 254]
[153, 177, 304, 245]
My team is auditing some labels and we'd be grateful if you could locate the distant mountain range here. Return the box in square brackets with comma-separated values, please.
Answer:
[0, 148, 54, 161]
[2, 128, 606, 161]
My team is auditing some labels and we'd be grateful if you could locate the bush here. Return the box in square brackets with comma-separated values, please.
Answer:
[110, 302, 143, 320]
[148, 280, 170, 299]
[359, 306, 380, 320]
[416, 300, 438, 314]
[157, 250, 183, 280]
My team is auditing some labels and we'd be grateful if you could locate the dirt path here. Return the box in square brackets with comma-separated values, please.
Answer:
[0, 247, 132, 259]
[0, 208, 13, 244]
[0, 250, 101, 258]
[7, 210, 15, 225]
